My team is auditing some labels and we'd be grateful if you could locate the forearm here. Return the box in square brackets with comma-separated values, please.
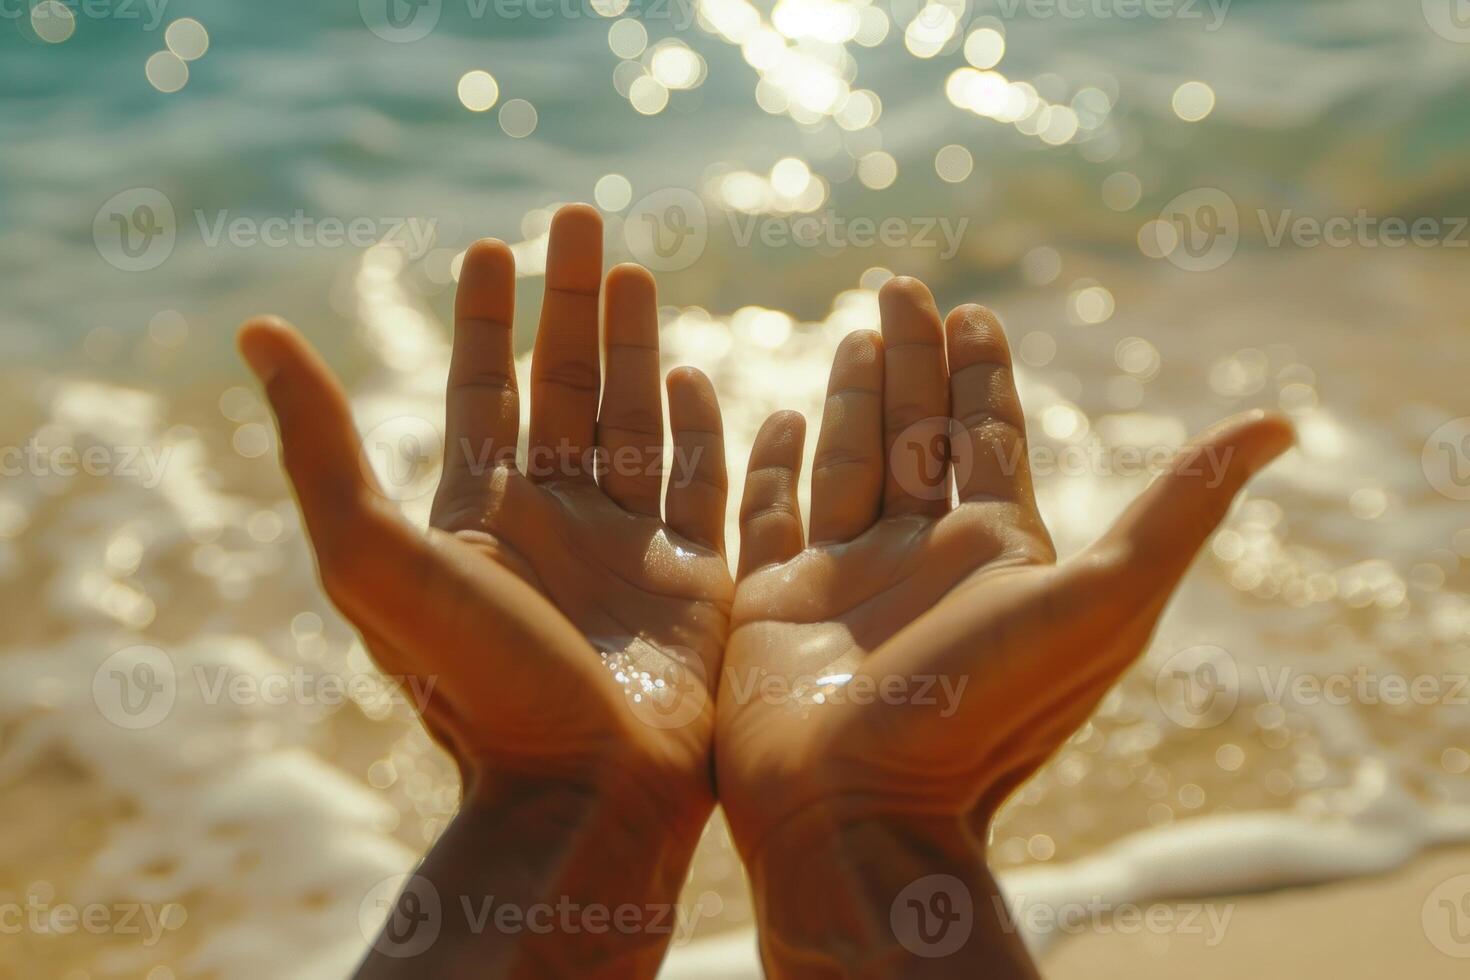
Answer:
[743, 802, 1039, 980]
[356, 771, 709, 979]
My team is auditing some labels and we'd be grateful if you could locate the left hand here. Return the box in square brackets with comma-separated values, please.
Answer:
[241, 204, 732, 844]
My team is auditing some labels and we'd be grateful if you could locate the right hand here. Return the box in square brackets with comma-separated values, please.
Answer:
[716, 276, 1293, 862]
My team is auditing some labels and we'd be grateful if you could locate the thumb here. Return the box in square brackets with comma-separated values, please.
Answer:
[238, 315, 385, 564]
[1091, 409, 1294, 602]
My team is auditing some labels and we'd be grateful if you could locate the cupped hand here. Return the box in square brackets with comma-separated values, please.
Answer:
[716, 276, 1293, 858]
[240, 204, 731, 833]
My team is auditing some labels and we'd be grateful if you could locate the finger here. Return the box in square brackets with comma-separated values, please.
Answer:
[879, 277, 951, 518]
[665, 366, 728, 554]
[237, 317, 426, 612]
[737, 411, 807, 579]
[528, 204, 603, 484]
[809, 329, 884, 545]
[597, 263, 664, 516]
[238, 316, 384, 549]
[435, 239, 518, 518]
[944, 304, 1040, 512]
[239, 318, 604, 736]
[1092, 410, 1295, 600]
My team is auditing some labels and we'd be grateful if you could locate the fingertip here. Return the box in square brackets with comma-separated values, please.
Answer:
[604, 262, 658, 316]
[945, 302, 1007, 343]
[546, 204, 604, 293]
[461, 237, 514, 275]
[607, 261, 655, 289]
[836, 328, 883, 363]
[878, 276, 944, 353]
[667, 364, 716, 401]
[552, 202, 603, 235]
[1241, 408, 1296, 442]
[238, 313, 293, 341]
[667, 363, 707, 386]
[878, 275, 937, 313]
[1206, 409, 1297, 472]
[757, 409, 807, 450]
[827, 330, 884, 398]
[945, 305, 1014, 374]
[237, 315, 296, 382]
[465, 236, 511, 258]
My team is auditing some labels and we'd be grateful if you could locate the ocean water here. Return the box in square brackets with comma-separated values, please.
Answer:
[3, 0, 1470, 975]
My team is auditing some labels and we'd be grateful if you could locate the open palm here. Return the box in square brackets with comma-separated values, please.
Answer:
[240, 205, 730, 820]
[717, 277, 1293, 858]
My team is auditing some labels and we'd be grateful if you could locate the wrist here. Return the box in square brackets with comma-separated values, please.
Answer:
[358, 765, 711, 979]
[463, 752, 712, 853]
[741, 798, 1038, 980]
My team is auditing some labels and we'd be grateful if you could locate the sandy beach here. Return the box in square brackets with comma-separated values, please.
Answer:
[1045, 845, 1470, 979]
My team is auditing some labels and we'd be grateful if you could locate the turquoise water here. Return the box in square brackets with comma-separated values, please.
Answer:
[4, 0, 1467, 363]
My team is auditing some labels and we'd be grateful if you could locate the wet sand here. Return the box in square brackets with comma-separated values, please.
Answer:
[1045, 845, 1470, 979]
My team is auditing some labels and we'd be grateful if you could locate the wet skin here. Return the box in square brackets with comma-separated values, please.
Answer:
[241, 203, 1293, 978]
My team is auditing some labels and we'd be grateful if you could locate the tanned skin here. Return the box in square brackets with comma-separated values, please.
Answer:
[242, 206, 1292, 978]
[717, 278, 1292, 977]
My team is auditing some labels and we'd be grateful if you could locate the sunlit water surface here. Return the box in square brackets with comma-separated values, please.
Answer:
[3, 0, 1469, 975]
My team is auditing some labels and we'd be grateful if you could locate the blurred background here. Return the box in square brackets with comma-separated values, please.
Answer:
[3, 0, 1470, 976]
